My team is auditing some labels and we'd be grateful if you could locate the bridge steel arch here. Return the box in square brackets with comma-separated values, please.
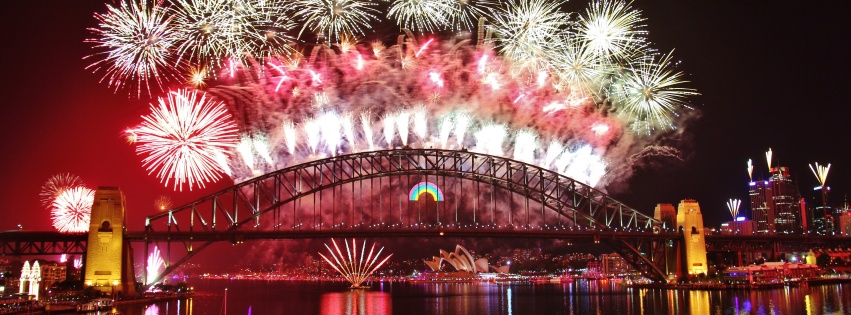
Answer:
[142, 149, 672, 285]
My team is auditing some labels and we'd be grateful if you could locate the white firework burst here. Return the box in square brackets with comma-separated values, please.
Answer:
[293, 0, 380, 42]
[51, 187, 94, 233]
[388, 0, 455, 33]
[551, 37, 608, 97]
[450, 0, 498, 31]
[578, 0, 647, 61]
[133, 89, 239, 191]
[612, 52, 698, 133]
[488, 0, 569, 73]
[39, 173, 85, 208]
[86, 0, 179, 97]
[170, 0, 257, 68]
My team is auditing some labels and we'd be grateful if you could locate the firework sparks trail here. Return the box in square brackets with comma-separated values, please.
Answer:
[360, 112, 375, 151]
[747, 159, 753, 181]
[513, 130, 538, 163]
[253, 132, 275, 166]
[319, 112, 342, 155]
[51, 187, 94, 233]
[318, 239, 393, 288]
[809, 162, 831, 187]
[133, 89, 239, 191]
[237, 134, 256, 170]
[578, 0, 647, 60]
[382, 113, 396, 148]
[765, 148, 773, 171]
[39, 174, 85, 208]
[395, 111, 410, 146]
[283, 121, 298, 155]
[388, 0, 454, 33]
[86, 0, 178, 98]
[438, 117, 453, 149]
[74, 257, 83, 269]
[613, 51, 697, 133]
[87, 0, 699, 190]
[147, 246, 166, 285]
[489, 0, 569, 72]
[726, 199, 741, 220]
[293, 0, 379, 42]
[341, 113, 358, 151]
[155, 195, 173, 211]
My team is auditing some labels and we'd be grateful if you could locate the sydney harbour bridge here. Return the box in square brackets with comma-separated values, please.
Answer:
[2, 149, 849, 288]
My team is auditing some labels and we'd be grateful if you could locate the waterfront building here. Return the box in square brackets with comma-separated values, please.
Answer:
[720, 218, 756, 235]
[599, 254, 631, 278]
[424, 245, 509, 274]
[722, 262, 820, 285]
[677, 200, 708, 276]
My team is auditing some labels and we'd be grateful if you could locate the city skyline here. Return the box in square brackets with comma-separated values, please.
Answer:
[1, 0, 850, 236]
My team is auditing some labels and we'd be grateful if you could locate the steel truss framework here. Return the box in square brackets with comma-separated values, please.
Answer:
[142, 149, 669, 284]
[0, 232, 87, 255]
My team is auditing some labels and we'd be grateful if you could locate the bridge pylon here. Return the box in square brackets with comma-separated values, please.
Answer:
[84, 186, 137, 296]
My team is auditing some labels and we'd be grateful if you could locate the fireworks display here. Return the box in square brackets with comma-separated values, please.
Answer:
[86, 0, 698, 191]
[86, 0, 179, 98]
[765, 148, 773, 172]
[131, 89, 238, 191]
[319, 239, 393, 288]
[154, 195, 173, 211]
[39, 173, 85, 208]
[147, 246, 166, 285]
[51, 187, 95, 233]
[809, 162, 831, 187]
[747, 159, 753, 182]
[726, 198, 741, 220]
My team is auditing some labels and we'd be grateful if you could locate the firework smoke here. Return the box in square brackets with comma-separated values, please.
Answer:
[86, 0, 699, 192]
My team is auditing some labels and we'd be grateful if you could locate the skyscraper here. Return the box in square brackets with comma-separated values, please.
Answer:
[749, 166, 803, 234]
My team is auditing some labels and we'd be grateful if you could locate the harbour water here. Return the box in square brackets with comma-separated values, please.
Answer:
[112, 279, 851, 314]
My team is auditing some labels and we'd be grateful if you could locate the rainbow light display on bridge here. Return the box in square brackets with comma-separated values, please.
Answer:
[409, 182, 444, 201]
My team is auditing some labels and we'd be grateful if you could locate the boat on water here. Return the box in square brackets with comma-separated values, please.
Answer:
[76, 298, 112, 312]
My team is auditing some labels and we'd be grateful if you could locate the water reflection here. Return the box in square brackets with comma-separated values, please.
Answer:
[111, 280, 851, 315]
[320, 290, 391, 315]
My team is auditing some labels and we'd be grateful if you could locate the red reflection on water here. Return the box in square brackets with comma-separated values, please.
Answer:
[320, 290, 391, 315]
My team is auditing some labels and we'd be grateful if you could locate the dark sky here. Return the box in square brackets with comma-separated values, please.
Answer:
[1, 0, 850, 236]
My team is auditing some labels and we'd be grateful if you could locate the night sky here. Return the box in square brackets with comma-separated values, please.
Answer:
[1, 1, 850, 238]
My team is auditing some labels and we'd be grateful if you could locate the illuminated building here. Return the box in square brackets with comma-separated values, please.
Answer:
[838, 210, 851, 236]
[749, 166, 804, 234]
[599, 254, 630, 277]
[18, 261, 40, 299]
[423, 245, 508, 274]
[720, 217, 756, 235]
[15, 260, 67, 299]
[676, 199, 707, 276]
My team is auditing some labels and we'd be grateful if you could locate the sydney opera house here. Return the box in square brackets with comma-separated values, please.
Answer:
[424, 245, 510, 274]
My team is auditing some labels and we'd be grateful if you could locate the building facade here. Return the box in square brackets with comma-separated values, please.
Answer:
[749, 166, 804, 234]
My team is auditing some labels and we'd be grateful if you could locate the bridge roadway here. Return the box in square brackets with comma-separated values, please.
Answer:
[3, 231, 850, 256]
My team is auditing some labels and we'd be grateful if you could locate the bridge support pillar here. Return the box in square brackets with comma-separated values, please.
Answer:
[84, 187, 137, 297]
[676, 200, 708, 278]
